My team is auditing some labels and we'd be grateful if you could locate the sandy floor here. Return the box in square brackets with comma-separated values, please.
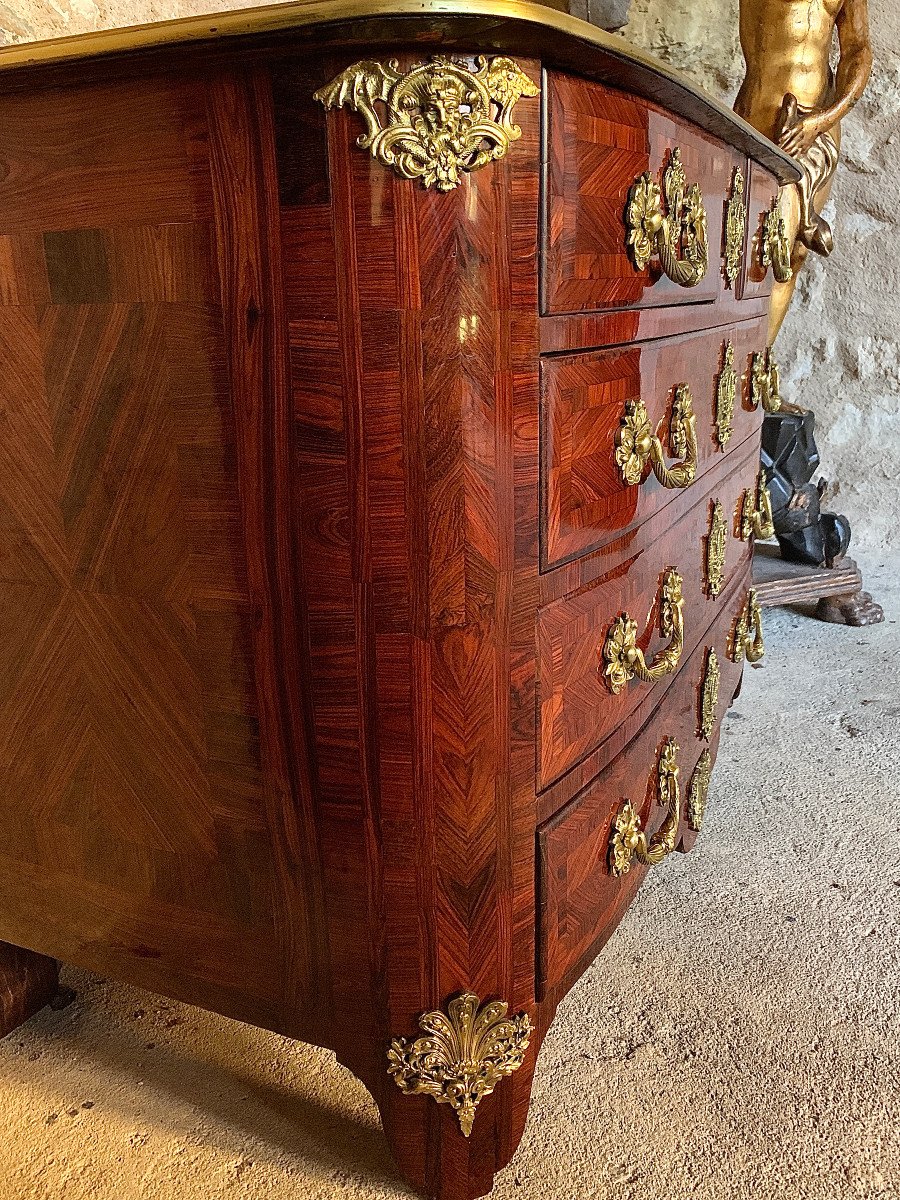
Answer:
[1, 556, 897, 1200]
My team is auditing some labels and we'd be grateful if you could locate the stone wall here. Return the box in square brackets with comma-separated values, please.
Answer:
[1, 0, 897, 548]
[623, 0, 900, 553]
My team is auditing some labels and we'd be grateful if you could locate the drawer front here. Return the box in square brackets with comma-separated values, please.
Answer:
[543, 72, 744, 316]
[740, 160, 782, 301]
[538, 438, 761, 791]
[542, 318, 766, 570]
[538, 597, 751, 997]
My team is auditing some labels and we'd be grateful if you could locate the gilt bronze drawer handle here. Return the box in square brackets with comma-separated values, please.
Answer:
[625, 147, 709, 287]
[616, 385, 697, 489]
[762, 199, 794, 283]
[609, 737, 682, 877]
[314, 56, 539, 192]
[749, 349, 783, 413]
[740, 471, 776, 540]
[730, 589, 765, 663]
[387, 992, 532, 1137]
[602, 568, 685, 695]
[724, 168, 746, 287]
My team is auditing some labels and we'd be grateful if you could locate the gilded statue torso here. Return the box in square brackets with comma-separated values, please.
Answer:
[736, 0, 843, 139]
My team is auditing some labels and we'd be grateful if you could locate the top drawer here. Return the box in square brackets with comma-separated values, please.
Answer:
[542, 73, 744, 316]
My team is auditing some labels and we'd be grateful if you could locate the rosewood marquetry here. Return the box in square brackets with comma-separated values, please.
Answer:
[0, 5, 798, 1199]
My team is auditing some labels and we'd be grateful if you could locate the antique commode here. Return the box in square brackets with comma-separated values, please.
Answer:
[0, 4, 798, 1198]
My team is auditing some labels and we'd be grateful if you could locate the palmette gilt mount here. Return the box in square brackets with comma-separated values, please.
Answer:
[314, 55, 539, 191]
[387, 992, 533, 1136]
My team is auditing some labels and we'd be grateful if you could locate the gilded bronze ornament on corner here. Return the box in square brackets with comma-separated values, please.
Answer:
[602, 569, 685, 695]
[609, 738, 682, 877]
[615, 386, 697, 489]
[314, 55, 539, 192]
[625, 147, 709, 286]
[387, 993, 532, 1137]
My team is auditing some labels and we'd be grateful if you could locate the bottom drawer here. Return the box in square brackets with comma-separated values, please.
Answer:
[537, 585, 762, 999]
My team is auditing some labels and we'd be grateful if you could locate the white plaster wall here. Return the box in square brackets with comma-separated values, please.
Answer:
[1, 0, 897, 548]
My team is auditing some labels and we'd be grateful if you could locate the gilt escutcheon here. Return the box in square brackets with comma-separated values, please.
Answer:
[705, 500, 728, 598]
[687, 749, 713, 832]
[314, 56, 539, 192]
[699, 647, 721, 741]
[724, 167, 747, 286]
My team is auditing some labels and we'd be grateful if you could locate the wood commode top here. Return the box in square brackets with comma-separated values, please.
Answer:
[0, 6, 796, 1199]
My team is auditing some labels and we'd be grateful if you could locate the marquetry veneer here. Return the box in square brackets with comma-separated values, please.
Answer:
[0, 5, 799, 1200]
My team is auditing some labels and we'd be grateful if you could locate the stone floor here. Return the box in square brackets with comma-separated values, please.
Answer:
[0, 556, 897, 1200]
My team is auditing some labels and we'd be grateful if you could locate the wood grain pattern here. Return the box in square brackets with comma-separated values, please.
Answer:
[543, 72, 744, 315]
[0, 942, 59, 1037]
[538, 601, 745, 999]
[542, 318, 767, 568]
[538, 437, 759, 790]
[0, 37, 784, 1200]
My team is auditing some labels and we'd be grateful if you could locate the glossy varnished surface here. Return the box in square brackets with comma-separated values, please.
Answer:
[0, 65, 321, 1038]
[543, 72, 744, 315]
[0, 23, 785, 1200]
[538, 437, 758, 791]
[541, 318, 766, 568]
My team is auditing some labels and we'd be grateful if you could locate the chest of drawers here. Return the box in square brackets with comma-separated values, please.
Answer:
[0, 5, 799, 1198]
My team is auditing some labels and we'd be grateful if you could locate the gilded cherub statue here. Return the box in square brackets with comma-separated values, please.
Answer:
[735, 1, 881, 622]
[736, 0, 873, 343]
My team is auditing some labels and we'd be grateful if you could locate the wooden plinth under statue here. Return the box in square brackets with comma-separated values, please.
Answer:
[736, 0, 884, 626]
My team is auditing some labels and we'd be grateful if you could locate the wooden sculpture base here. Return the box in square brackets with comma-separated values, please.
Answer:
[0, 942, 63, 1039]
[753, 544, 885, 626]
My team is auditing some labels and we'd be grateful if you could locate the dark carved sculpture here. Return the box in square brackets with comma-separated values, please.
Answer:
[761, 409, 850, 568]
[760, 409, 884, 625]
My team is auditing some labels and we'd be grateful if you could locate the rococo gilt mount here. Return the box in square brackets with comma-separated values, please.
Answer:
[0, 3, 799, 1198]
